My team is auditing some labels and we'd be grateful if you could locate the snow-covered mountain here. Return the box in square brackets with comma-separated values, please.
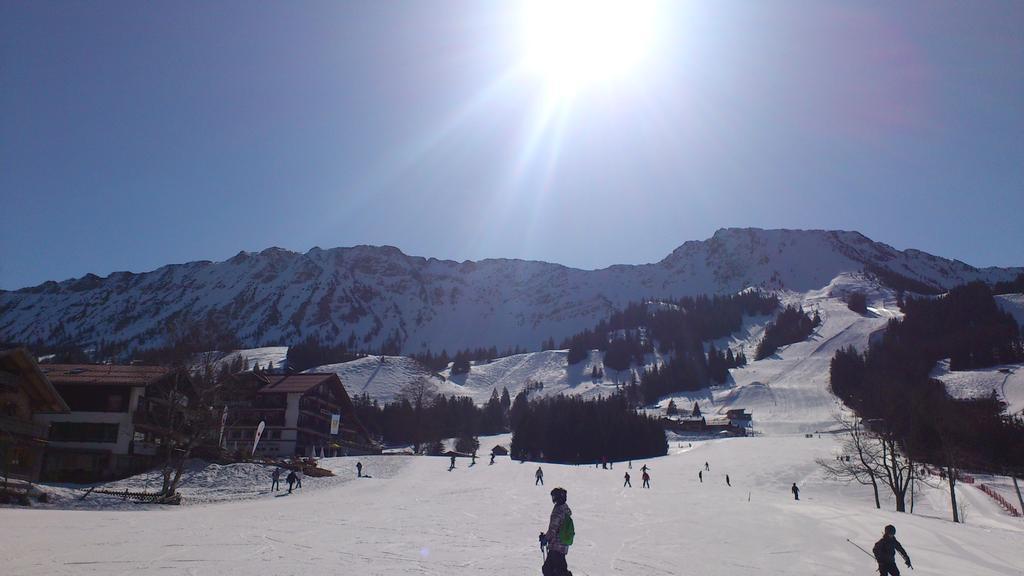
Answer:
[1, 228, 1020, 353]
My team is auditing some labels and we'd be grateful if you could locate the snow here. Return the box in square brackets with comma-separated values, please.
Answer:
[4, 434, 1023, 575]
[207, 346, 289, 372]
[996, 293, 1024, 329]
[5, 273, 1024, 575]
[660, 274, 903, 435]
[931, 359, 1024, 417]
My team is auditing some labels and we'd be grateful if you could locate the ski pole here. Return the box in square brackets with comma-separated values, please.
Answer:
[847, 537, 872, 557]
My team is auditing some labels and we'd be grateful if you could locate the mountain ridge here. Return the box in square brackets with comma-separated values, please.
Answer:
[2, 228, 1020, 354]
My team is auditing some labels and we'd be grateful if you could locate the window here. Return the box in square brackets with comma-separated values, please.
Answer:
[49, 422, 119, 443]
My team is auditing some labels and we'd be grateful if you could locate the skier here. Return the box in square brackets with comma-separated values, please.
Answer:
[449, 455, 456, 471]
[698, 470, 703, 483]
[791, 482, 800, 500]
[539, 487, 573, 576]
[286, 470, 297, 493]
[623, 472, 631, 487]
[628, 461, 632, 469]
[536, 466, 545, 486]
[725, 474, 731, 487]
[271, 467, 282, 491]
[642, 470, 651, 489]
[705, 461, 709, 471]
[490, 453, 495, 465]
[471, 452, 477, 466]
[640, 464, 649, 473]
[356, 461, 363, 478]
[872, 525, 912, 575]
[295, 467, 303, 489]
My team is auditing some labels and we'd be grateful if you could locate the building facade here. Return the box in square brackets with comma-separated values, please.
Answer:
[34, 364, 171, 482]
[0, 349, 69, 482]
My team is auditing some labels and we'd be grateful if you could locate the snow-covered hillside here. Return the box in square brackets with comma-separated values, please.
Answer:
[996, 293, 1024, 328]
[931, 359, 1024, 417]
[5, 434, 1023, 575]
[2, 228, 1020, 354]
[306, 273, 901, 435]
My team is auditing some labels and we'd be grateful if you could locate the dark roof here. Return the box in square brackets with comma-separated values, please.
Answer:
[40, 363, 171, 386]
[258, 373, 339, 394]
[0, 348, 70, 413]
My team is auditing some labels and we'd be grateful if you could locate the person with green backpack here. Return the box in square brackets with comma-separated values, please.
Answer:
[539, 487, 574, 576]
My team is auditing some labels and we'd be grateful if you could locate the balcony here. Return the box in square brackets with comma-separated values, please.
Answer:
[0, 416, 48, 438]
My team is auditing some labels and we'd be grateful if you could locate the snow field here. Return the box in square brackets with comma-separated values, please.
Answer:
[4, 434, 1023, 576]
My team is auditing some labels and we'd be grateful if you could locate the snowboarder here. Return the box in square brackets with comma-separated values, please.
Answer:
[872, 525, 912, 575]
[705, 461, 709, 471]
[536, 466, 545, 486]
[698, 470, 703, 483]
[642, 470, 651, 489]
[791, 482, 800, 500]
[539, 487, 573, 576]
[449, 455, 456, 471]
[623, 472, 631, 487]
[286, 470, 297, 493]
[725, 474, 731, 487]
[356, 461, 363, 478]
[490, 453, 495, 465]
[271, 467, 282, 491]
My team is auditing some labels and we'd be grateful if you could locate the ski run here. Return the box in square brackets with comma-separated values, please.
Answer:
[3, 278, 1024, 575]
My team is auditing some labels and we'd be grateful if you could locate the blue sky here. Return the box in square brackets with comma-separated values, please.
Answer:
[1, 0, 1022, 290]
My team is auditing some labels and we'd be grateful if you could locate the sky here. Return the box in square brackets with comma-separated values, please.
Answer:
[1, 0, 1022, 290]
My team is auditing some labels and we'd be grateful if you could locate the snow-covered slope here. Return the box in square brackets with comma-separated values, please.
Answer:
[2, 228, 1019, 354]
[303, 273, 899, 436]
[6, 434, 1023, 575]
[996, 293, 1024, 328]
[657, 273, 904, 434]
[931, 359, 1024, 417]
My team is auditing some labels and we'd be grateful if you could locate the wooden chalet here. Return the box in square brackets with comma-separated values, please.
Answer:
[222, 371, 378, 458]
[34, 363, 174, 482]
[0, 349, 69, 482]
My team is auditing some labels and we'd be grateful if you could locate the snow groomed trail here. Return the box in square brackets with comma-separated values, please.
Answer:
[4, 434, 1023, 576]
[5, 279, 1024, 575]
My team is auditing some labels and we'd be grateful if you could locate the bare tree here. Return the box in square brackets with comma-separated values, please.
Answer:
[817, 414, 882, 509]
[144, 353, 226, 503]
[818, 415, 916, 512]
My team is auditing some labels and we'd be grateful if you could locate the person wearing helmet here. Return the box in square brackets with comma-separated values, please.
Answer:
[872, 525, 912, 575]
[540, 487, 573, 576]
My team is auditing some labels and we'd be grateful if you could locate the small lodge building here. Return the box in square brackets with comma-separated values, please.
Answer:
[0, 348, 70, 482]
[34, 363, 174, 482]
[726, 408, 753, 429]
[222, 371, 378, 458]
[661, 405, 750, 437]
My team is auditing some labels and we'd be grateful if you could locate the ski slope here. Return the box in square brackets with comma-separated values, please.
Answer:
[660, 274, 902, 434]
[4, 434, 1022, 575]
[931, 359, 1024, 417]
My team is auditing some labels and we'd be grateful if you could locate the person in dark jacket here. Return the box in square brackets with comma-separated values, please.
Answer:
[642, 470, 651, 489]
[271, 467, 282, 491]
[286, 470, 297, 493]
[623, 472, 631, 487]
[536, 466, 545, 486]
[698, 470, 703, 483]
[725, 474, 731, 487]
[791, 482, 800, 500]
[872, 525, 912, 575]
[540, 487, 573, 576]
[356, 461, 363, 477]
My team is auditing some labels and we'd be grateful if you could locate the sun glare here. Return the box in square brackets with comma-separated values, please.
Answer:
[521, 0, 659, 99]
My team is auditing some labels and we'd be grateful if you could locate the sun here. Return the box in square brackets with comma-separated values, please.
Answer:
[520, 0, 659, 99]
